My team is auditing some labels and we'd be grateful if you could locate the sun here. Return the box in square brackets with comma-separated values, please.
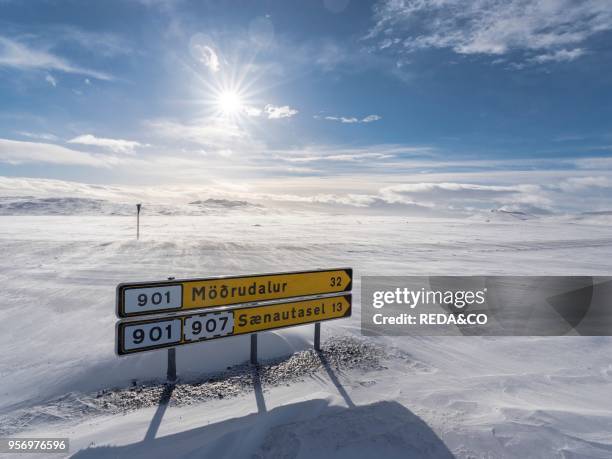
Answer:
[217, 90, 244, 115]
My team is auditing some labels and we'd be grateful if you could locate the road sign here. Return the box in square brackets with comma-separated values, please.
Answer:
[116, 294, 351, 355]
[116, 268, 352, 318]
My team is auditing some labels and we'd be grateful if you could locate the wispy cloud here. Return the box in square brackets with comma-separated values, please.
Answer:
[190, 37, 220, 73]
[264, 104, 298, 119]
[327, 116, 359, 124]
[244, 106, 263, 117]
[67, 134, 143, 154]
[371, 181, 552, 214]
[362, 114, 382, 123]
[144, 117, 263, 153]
[278, 152, 394, 163]
[0, 36, 113, 80]
[272, 144, 433, 168]
[528, 48, 585, 64]
[555, 176, 612, 192]
[52, 27, 133, 58]
[17, 131, 58, 141]
[236, 104, 298, 119]
[367, 0, 612, 65]
[316, 114, 382, 124]
[0, 138, 119, 167]
[44, 74, 57, 87]
[253, 174, 612, 214]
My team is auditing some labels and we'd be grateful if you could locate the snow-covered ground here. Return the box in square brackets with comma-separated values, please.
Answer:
[1, 211, 612, 458]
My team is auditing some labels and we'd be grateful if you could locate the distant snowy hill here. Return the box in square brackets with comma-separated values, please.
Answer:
[188, 198, 261, 209]
[0, 196, 265, 216]
[0, 196, 132, 216]
[488, 208, 537, 221]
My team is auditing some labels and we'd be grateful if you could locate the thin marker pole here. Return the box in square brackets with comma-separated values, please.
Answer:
[250, 334, 258, 365]
[314, 323, 321, 351]
[136, 203, 141, 240]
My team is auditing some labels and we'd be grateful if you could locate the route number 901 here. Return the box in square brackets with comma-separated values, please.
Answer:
[123, 285, 182, 315]
[122, 318, 182, 352]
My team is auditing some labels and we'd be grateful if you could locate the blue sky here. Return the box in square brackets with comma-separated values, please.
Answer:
[1, 0, 612, 213]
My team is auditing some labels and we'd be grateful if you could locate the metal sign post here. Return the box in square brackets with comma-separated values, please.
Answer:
[314, 323, 321, 351]
[250, 334, 258, 365]
[167, 348, 177, 382]
[136, 203, 141, 240]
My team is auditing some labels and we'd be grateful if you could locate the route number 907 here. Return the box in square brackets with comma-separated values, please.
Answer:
[184, 311, 234, 342]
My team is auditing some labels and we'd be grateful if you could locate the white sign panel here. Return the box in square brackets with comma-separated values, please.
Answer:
[184, 311, 234, 342]
[123, 285, 183, 315]
[121, 318, 182, 352]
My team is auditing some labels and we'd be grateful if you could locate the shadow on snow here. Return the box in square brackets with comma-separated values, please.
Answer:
[72, 352, 453, 459]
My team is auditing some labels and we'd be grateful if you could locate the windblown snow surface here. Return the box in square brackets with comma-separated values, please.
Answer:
[1, 206, 612, 458]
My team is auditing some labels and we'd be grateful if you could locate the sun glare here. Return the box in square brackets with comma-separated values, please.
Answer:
[217, 90, 243, 115]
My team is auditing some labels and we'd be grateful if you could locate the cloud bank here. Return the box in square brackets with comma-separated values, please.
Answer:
[0, 138, 118, 167]
[368, 0, 612, 65]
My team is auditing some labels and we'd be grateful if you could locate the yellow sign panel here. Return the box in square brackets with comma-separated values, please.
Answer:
[116, 295, 352, 355]
[117, 268, 352, 318]
[184, 270, 351, 309]
[232, 295, 351, 335]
